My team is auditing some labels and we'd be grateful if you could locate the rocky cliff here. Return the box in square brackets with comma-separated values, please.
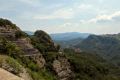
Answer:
[31, 30, 73, 80]
[53, 53, 73, 80]
[0, 18, 73, 80]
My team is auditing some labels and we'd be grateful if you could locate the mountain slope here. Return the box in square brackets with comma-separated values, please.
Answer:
[75, 34, 120, 66]
[0, 18, 73, 80]
[64, 49, 120, 80]
[55, 37, 83, 48]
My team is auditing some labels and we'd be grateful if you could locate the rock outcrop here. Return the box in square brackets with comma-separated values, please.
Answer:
[53, 53, 73, 80]
[14, 38, 45, 68]
[0, 18, 73, 80]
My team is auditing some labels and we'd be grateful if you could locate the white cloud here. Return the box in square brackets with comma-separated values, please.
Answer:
[33, 3, 94, 20]
[78, 4, 92, 10]
[18, 0, 40, 6]
[98, 0, 104, 3]
[85, 11, 120, 23]
[33, 8, 74, 19]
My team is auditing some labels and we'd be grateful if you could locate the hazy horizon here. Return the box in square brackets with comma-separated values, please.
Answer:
[25, 30, 120, 35]
[0, 0, 120, 34]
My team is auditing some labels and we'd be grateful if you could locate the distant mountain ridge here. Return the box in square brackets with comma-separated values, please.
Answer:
[25, 31, 90, 41]
[24, 31, 34, 35]
[50, 32, 90, 41]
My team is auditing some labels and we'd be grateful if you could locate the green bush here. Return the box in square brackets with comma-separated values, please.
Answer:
[0, 37, 23, 57]
[28, 61, 39, 71]
[6, 57, 22, 74]
[15, 31, 28, 38]
[28, 68, 57, 80]
[30, 30, 59, 52]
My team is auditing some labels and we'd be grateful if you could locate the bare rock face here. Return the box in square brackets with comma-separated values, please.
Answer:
[53, 54, 73, 80]
[14, 38, 46, 68]
[19, 68, 33, 80]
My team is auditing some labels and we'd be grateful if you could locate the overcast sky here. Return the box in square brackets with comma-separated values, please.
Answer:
[0, 0, 120, 34]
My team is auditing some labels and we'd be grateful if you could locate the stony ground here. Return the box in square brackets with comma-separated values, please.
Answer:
[0, 68, 24, 80]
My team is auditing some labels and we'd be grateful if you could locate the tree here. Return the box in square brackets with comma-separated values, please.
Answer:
[15, 31, 28, 38]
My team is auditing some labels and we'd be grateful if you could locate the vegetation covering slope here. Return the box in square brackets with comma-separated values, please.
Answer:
[64, 49, 120, 80]
[75, 34, 120, 66]
[55, 37, 83, 48]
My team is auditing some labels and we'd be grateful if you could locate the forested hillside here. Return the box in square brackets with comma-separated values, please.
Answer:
[75, 34, 120, 66]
